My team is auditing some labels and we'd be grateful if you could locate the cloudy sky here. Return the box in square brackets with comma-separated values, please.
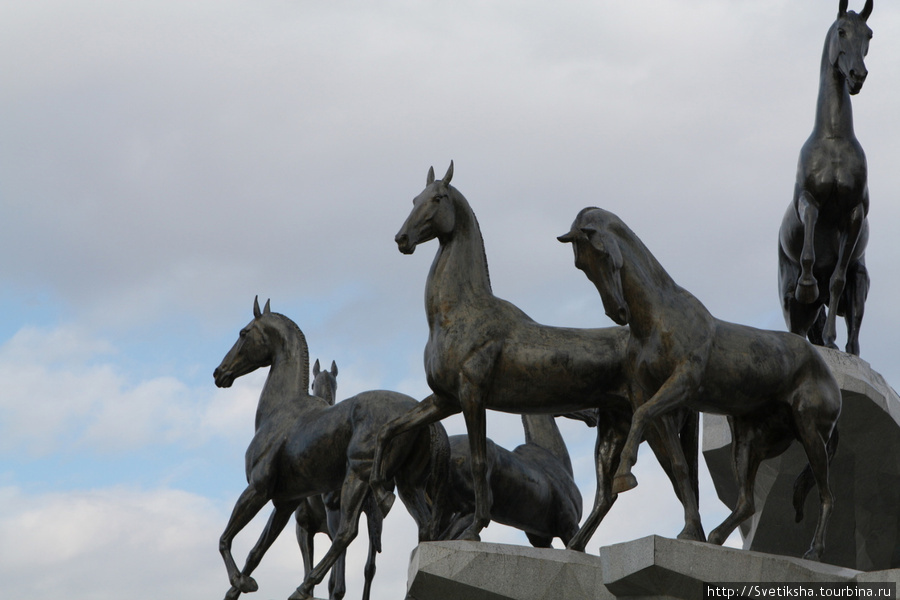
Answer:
[2, 1, 898, 599]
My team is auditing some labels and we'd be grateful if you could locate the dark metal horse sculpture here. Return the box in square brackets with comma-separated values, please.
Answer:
[294, 360, 383, 600]
[560, 208, 842, 560]
[371, 163, 704, 551]
[213, 298, 449, 600]
[779, 0, 873, 356]
[442, 414, 583, 547]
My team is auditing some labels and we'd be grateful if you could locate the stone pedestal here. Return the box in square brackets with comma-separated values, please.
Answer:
[703, 348, 900, 571]
[406, 536, 898, 600]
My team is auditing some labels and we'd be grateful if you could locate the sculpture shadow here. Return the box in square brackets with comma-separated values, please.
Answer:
[213, 298, 449, 600]
[778, 0, 873, 356]
[560, 207, 841, 561]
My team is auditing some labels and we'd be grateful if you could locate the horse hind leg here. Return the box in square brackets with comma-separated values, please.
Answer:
[792, 404, 836, 561]
[841, 260, 868, 356]
[290, 475, 369, 600]
[822, 204, 866, 349]
[361, 496, 383, 600]
[708, 420, 764, 545]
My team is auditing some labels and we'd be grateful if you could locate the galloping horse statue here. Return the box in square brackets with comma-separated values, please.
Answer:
[213, 298, 449, 600]
[442, 414, 585, 547]
[370, 163, 704, 552]
[560, 207, 842, 561]
[293, 359, 383, 600]
[779, 0, 873, 356]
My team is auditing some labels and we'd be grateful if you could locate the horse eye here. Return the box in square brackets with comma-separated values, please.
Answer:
[838, 28, 846, 38]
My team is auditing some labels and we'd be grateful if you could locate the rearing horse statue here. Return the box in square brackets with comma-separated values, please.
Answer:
[779, 0, 873, 356]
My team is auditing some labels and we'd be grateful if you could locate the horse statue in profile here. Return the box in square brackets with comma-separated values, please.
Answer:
[778, 0, 873, 356]
[442, 414, 585, 547]
[293, 359, 383, 600]
[213, 298, 449, 600]
[560, 207, 842, 561]
[370, 163, 704, 552]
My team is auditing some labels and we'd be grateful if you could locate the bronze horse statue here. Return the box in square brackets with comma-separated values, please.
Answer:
[560, 207, 842, 561]
[442, 414, 585, 547]
[293, 359, 383, 600]
[779, 0, 873, 356]
[213, 298, 449, 600]
[370, 163, 704, 551]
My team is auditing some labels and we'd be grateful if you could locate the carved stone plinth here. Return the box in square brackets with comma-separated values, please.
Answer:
[703, 348, 900, 570]
[406, 536, 893, 600]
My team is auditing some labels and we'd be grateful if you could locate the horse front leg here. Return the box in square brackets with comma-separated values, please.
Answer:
[219, 485, 270, 599]
[823, 204, 865, 349]
[459, 381, 491, 540]
[795, 192, 819, 304]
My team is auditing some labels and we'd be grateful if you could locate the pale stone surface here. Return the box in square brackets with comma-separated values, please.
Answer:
[407, 540, 610, 600]
[703, 348, 900, 570]
[406, 536, 879, 600]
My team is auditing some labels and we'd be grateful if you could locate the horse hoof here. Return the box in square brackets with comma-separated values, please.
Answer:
[795, 281, 818, 304]
[460, 525, 482, 541]
[288, 587, 313, 600]
[224, 586, 242, 600]
[708, 529, 726, 546]
[612, 473, 638, 494]
[802, 547, 823, 562]
[231, 574, 258, 594]
[677, 525, 706, 543]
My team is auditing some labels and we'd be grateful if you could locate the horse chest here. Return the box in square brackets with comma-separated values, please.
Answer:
[801, 139, 867, 205]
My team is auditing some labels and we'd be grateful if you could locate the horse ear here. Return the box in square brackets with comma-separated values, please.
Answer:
[426, 166, 435, 185]
[838, 0, 848, 16]
[442, 160, 454, 185]
[860, 0, 872, 21]
[557, 230, 577, 244]
[263, 299, 271, 314]
[313, 359, 321, 377]
[330, 360, 338, 377]
[253, 296, 261, 318]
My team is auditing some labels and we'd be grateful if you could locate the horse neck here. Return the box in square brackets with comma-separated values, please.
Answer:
[813, 31, 855, 139]
[616, 224, 695, 339]
[256, 318, 311, 428]
[426, 192, 493, 316]
[521, 415, 573, 475]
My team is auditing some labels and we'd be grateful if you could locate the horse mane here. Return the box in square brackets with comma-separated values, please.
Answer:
[270, 311, 310, 393]
[452, 187, 492, 291]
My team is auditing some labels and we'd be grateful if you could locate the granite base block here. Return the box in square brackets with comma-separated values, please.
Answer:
[407, 537, 897, 600]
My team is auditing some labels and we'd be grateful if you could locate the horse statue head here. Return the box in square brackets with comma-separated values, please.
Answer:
[558, 207, 630, 326]
[311, 359, 338, 406]
[830, 0, 873, 95]
[395, 161, 455, 254]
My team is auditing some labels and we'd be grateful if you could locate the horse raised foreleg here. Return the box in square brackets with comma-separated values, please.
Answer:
[614, 363, 701, 494]
[219, 485, 270, 598]
[370, 394, 459, 518]
[290, 474, 369, 600]
[795, 192, 820, 304]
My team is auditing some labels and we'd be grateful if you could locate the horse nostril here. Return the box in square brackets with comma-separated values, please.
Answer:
[395, 233, 408, 245]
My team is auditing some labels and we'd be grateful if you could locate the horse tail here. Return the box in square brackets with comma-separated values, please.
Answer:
[793, 426, 839, 522]
[425, 421, 452, 541]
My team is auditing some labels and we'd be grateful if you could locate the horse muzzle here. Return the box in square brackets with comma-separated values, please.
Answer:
[395, 232, 417, 255]
[213, 367, 235, 388]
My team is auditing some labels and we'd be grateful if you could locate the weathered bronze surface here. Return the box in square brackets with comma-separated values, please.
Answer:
[370, 164, 703, 552]
[778, 0, 873, 356]
[560, 208, 842, 561]
[442, 415, 583, 547]
[213, 298, 449, 600]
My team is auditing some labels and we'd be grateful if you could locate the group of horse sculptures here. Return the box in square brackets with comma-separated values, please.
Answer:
[212, 2, 874, 599]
